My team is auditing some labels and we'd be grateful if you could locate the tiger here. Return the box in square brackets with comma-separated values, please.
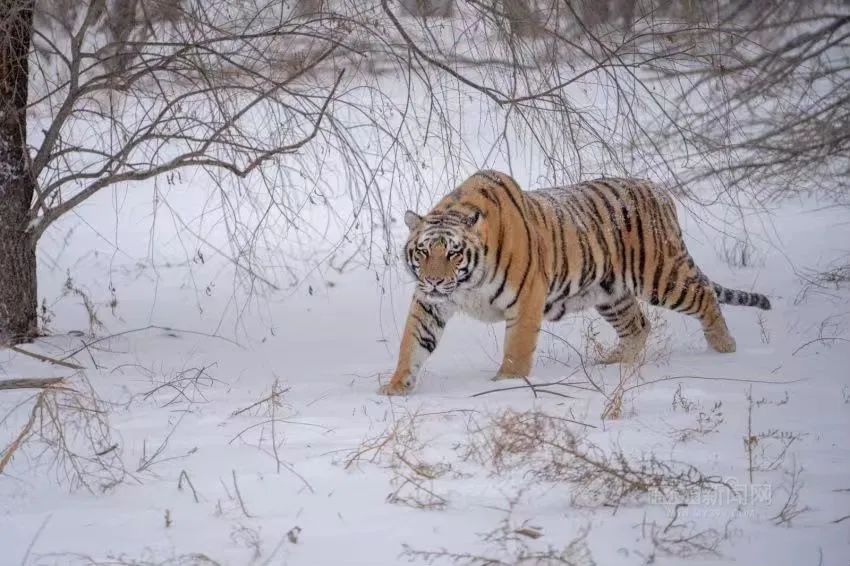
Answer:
[379, 170, 771, 395]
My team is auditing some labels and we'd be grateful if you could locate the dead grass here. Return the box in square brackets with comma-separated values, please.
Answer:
[639, 508, 732, 561]
[744, 387, 804, 481]
[228, 378, 314, 492]
[344, 410, 460, 510]
[402, 492, 595, 565]
[668, 384, 725, 443]
[769, 459, 810, 527]
[0, 371, 125, 491]
[795, 262, 850, 304]
[462, 409, 733, 509]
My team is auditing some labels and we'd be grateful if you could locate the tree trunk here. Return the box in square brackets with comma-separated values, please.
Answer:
[0, 1, 37, 344]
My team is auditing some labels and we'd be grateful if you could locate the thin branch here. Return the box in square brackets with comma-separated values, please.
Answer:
[9, 346, 84, 370]
[0, 377, 67, 391]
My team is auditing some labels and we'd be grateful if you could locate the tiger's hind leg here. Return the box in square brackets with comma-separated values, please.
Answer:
[690, 287, 736, 353]
[596, 294, 651, 364]
[656, 268, 736, 354]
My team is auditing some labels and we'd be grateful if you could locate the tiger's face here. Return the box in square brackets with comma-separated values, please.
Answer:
[402, 208, 483, 303]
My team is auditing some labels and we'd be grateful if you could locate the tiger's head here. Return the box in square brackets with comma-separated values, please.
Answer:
[402, 207, 484, 303]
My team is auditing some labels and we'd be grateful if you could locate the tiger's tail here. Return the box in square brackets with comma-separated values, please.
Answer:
[712, 282, 771, 310]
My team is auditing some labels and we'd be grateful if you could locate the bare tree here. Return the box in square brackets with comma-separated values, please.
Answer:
[383, 0, 850, 202]
[0, 0, 380, 341]
[0, 0, 37, 342]
[659, 3, 850, 202]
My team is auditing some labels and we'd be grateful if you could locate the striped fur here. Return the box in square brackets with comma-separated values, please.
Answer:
[379, 170, 771, 395]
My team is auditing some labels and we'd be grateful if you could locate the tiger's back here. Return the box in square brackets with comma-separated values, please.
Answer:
[525, 177, 770, 318]
[527, 177, 697, 321]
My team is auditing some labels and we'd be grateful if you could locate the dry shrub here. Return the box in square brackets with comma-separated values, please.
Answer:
[769, 459, 809, 527]
[344, 411, 456, 510]
[228, 379, 315, 491]
[795, 261, 850, 304]
[640, 507, 732, 561]
[0, 373, 125, 492]
[142, 364, 222, 408]
[403, 493, 595, 565]
[744, 387, 804, 482]
[463, 409, 732, 508]
[668, 384, 724, 443]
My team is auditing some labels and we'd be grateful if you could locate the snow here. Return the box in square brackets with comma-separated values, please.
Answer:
[3, 49, 850, 566]
[2, 176, 848, 565]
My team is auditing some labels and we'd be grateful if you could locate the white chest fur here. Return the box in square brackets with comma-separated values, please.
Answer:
[449, 288, 506, 322]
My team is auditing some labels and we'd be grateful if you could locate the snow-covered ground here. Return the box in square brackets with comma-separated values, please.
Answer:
[2, 168, 848, 565]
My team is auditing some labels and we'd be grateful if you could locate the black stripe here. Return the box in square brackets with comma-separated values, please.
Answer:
[415, 334, 436, 353]
[589, 183, 625, 279]
[598, 299, 632, 319]
[677, 288, 698, 314]
[667, 279, 692, 311]
[490, 257, 513, 304]
[481, 189, 500, 207]
[489, 221, 505, 283]
[529, 196, 548, 228]
[413, 315, 436, 342]
[541, 193, 567, 293]
[633, 201, 646, 292]
[505, 254, 531, 310]
[552, 302, 567, 321]
[574, 196, 609, 287]
[561, 201, 594, 291]
[417, 301, 445, 328]
[685, 289, 707, 316]
[482, 172, 535, 308]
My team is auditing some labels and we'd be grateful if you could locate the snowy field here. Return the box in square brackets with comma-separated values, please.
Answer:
[2, 49, 850, 566]
[2, 169, 849, 565]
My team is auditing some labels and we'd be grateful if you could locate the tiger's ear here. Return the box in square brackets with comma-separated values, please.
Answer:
[404, 210, 423, 231]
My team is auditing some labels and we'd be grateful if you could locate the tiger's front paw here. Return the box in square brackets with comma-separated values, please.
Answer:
[378, 375, 413, 396]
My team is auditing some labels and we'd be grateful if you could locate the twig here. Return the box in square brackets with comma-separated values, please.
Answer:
[539, 329, 606, 397]
[136, 412, 189, 473]
[178, 469, 200, 503]
[0, 378, 67, 391]
[791, 336, 850, 356]
[0, 392, 46, 474]
[232, 470, 253, 518]
[624, 374, 801, 394]
[59, 325, 241, 362]
[9, 346, 84, 370]
[231, 387, 291, 416]
[745, 386, 755, 484]
[95, 444, 118, 457]
[20, 513, 52, 566]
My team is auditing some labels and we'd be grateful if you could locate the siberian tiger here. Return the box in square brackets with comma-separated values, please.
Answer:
[379, 170, 771, 395]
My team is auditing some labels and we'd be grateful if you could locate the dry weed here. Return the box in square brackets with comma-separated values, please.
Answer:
[639, 508, 732, 561]
[463, 409, 732, 508]
[0, 372, 125, 491]
[402, 493, 595, 565]
[344, 410, 455, 510]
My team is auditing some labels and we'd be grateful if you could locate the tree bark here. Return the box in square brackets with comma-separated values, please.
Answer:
[0, 1, 37, 343]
